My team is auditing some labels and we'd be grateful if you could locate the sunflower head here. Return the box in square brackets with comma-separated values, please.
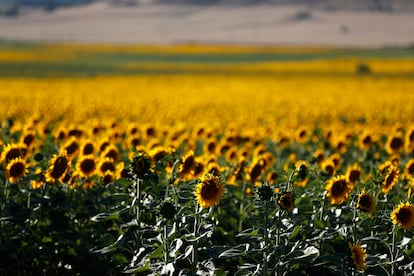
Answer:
[386, 133, 404, 155]
[6, 157, 27, 183]
[357, 192, 376, 212]
[391, 202, 414, 230]
[349, 243, 366, 271]
[277, 192, 294, 212]
[257, 184, 273, 201]
[178, 150, 195, 177]
[160, 201, 176, 220]
[195, 173, 224, 208]
[45, 153, 69, 183]
[129, 152, 152, 178]
[76, 155, 97, 178]
[326, 175, 351, 205]
[1, 143, 28, 166]
[382, 165, 399, 194]
[346, 164, 362, 184]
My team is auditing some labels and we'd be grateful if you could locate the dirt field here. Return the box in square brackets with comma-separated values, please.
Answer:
[1, 2, 414, 47]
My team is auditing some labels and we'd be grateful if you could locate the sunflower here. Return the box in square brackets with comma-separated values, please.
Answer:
[386, 133, 404, 155]
[101, 144, 120, 162]
[102, 171, 115, 184]
[195, 173, 224, 208]
[312, 149, 325, 165]
[248, 158, 264, 182]
[382, 165, 399, 194]
[357, 192, 376, 212]
[346, 164, 362, 185]
[320, 159, 336, 177]
[45, 153, 69, 183]
[178, 150, 195, 179]
[76, 155, 97, 178]
[359, 131, 375, 150]
[277, 192, 294, 212]
[326, 175, 351, 205]
[63, 137, 80, 159]
[349, 243, 366, 271]
[20, 130, 36, 149]
[97, 157, 116, 175]
[295, 126, 309, 144]
[6, 157, 27, 183]
[149, 146, 170, 163]
[80, 140, 95, 156]
[404, 159, 414, 180]
[1, 143, 28, 166]
[391, 202, 414, 230]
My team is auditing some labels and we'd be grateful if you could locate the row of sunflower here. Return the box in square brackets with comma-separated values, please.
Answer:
[0, 113, 414, 274]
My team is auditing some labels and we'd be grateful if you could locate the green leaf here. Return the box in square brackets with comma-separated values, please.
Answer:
[111, 253, 128, 265]
[288, 225, 301, 240]
[42, 237, 53, 243]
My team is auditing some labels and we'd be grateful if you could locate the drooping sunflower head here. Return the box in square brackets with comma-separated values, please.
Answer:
[357, 192, 376, 212]
[6, 157, 27, 183]
[76, 155, 97, 178]
[45, 153, 69, 183]
[326, 175, 351, 205]
[63, 138, 80, 159]
[248, 158, 264, 182]
[257, 184, 273, 201]
[404, 159, 414, 180]
[195, 173, 224, 208]
[382, 165, 399, 194]
[178, 150, 195, 177]
[391, 202, 414, 230]
[277, 192, 294, 212]
[349, 243, 366, 272]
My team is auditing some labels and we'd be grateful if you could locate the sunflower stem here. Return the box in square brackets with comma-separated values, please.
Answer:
[135, 178, 142, 224]
[391, 224, 396, 276]
[263, 201, 269, 276]
[163, 222, 169, 264]
[238, 180, 247, 232]
[192, 203, 200, 273]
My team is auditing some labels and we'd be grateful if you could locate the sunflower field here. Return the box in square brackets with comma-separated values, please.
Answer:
[1, 42, 414, 275]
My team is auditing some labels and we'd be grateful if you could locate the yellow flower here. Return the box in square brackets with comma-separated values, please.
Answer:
[195, 174, 224, 208]
[391, 202, 414, 230]
[277, 192, 294, 212]
[386, 133, 404, 155]
[45, 153, 69, 183]
[6, 157, 27, 183]
[357, 192, 376, 212]
[349, 243, 366, 271]
[382, 164, 399, 194]
[326, 175, 351, 205]
[76, 155, 97, 178]
[346, 164, 362, 184]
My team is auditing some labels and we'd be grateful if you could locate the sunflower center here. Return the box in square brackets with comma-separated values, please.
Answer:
[83, 144, 94, 155]
[66, 142, 79, 155]
[408, 163, 414, 175]
[201, 181, 219, 200]
[396, 207, 412, 224]
[105, 149, 119, 161]
[81, 159, 95, 174]
[10, 162, 25, 177]
[358, 194, 372, 209]
[390, 137, 404, 150]
[349, 170, 361, 182]
[362, 135, 372, 145]
[384, 170, 397, 188]
[181, 156, 195, 174]
[101, 162, 115, 173]
[250, 163, 263, 181]
[51, 156, 68, 178]
[23, 134, 35, 146]
[331, 179, 347, 198]
[6, 148, 22, 162]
